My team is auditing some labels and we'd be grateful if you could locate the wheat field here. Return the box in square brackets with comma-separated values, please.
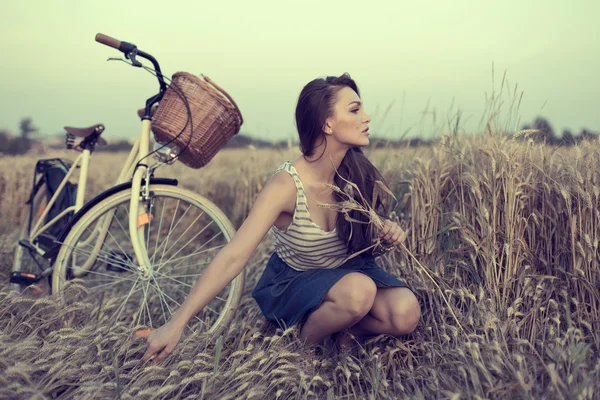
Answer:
[0, 134, 599, 399]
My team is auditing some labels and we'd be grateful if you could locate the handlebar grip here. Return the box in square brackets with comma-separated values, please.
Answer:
[95, 33, 121, 50]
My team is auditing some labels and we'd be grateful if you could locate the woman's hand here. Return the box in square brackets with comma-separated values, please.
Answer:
[142, 321, 184, 364]
[379, 219, 407, 246]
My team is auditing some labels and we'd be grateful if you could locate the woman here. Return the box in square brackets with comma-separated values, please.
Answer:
[143, 73, 421, 363]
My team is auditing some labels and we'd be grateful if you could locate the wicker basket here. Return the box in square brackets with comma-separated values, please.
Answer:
[152, 72, 243, 168]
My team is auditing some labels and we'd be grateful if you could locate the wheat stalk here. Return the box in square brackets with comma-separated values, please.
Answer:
[318, 166, 465, 333]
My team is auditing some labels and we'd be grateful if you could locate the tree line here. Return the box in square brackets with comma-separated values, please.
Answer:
[1, 116, 598, 156]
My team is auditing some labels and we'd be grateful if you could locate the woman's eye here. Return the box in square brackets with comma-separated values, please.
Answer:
[351, 109, 360, 113]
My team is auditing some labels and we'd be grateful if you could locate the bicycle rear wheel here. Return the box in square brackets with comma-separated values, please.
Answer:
[52, 184, 243, 335]
[11, 187, 52, 294]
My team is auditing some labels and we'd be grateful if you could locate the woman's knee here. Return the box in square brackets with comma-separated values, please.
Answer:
[330, 273, 377, 320]
[389, 292, 421, 335]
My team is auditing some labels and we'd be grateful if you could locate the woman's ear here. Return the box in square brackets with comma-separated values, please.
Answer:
[323, 119, 333, 135]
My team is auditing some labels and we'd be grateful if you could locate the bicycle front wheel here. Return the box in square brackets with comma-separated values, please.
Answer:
[52, 184, 243, 335]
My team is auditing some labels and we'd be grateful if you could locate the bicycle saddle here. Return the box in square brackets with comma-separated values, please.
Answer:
[64, 124, 107, 146]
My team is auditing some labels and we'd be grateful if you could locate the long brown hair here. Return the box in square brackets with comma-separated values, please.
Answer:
[295, 73, 391, 255]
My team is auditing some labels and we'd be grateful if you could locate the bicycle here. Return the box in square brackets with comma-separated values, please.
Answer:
[10, 33, 245, 335]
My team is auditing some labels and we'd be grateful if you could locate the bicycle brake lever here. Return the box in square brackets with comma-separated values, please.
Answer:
[126, 49, 143, 68]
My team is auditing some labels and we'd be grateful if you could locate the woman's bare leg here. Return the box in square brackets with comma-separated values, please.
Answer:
[299, 273, 377, 346]
[345, 287, 421, 342]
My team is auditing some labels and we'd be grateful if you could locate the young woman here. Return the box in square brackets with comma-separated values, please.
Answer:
[143, 73, 421, 363]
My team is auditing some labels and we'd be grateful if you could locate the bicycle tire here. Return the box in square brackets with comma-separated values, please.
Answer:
[52, 184, 244, 335]
[11, 187, 51, 293]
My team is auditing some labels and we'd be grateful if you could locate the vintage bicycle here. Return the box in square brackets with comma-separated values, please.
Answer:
[10, 33, 244, 335]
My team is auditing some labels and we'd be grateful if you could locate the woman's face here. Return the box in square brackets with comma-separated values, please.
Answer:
[325, 86, 371, 147]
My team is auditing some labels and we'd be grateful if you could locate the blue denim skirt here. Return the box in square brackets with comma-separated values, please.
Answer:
[251, 252, 413, 329]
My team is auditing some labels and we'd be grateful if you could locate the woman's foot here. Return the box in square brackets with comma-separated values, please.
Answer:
[292, 327, 325, 362]
[333, 329, 359, 354]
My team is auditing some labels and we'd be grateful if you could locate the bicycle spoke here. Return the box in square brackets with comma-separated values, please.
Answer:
[155, 220, 217, 272]
[154, 273, 227, 304]
[168, 259, 212, 271]
[153, 270, 197, 289]
[155, 285, 207, 326]
[59, 241, 137, 275]
[153, 270, 227, 303]
[150, 199, 166, 264]
[139, 280, 153, 328]
[145, 203, 153, 256]
[151, 276, 176, 315]
[112, 276, 142, 324]
[159, 198, 206, 263]
[57, 237, 126, 267]
[151, 276, 168, 324]
[155, 235, 224, 272]
[159, 272, 204, 279]
[105, 210, 136, 264]
[159, 199, 181, 265]
[86, 279, 137, 291]
[60, 244, 134, 274]
[66, 216, 135, 270]
[158, 245, 223, 272]
[154, 209, 208, 270]
[154, 274, 222, 316]
[81, 269, 137, 285]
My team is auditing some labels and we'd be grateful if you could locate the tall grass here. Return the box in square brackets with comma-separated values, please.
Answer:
[0, 134, 599, 399]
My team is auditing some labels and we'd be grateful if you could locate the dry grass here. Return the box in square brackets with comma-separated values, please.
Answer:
[0, 135, 599, 399]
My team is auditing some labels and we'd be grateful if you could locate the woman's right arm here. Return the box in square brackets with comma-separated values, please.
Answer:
[143, 171, 295, 362]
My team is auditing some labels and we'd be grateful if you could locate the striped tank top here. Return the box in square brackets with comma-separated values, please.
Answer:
[271, 161, 349, 271]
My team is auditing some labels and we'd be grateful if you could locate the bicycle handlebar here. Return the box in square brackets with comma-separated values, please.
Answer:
[95, 33, 168, 116]
[96, 33, 138, 57]
[95, 33, 120, 49]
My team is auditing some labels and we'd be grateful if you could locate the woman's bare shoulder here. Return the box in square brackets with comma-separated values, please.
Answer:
[265, 169, 297, 214]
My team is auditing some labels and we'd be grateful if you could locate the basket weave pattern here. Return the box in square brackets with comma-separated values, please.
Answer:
[152, 72, 243, 168]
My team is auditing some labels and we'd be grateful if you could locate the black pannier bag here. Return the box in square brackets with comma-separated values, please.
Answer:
[27, 159, 78, 239]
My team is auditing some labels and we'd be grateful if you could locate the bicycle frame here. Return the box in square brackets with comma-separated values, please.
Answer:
[66, 127, 155, 279]
[26, 127, 144, 263]
[68, 134, 146, 278]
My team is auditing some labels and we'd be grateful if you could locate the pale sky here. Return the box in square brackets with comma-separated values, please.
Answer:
[1, 0, 598, 142]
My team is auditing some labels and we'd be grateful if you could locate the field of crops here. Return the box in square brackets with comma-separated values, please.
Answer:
[0, 135, 598, 399]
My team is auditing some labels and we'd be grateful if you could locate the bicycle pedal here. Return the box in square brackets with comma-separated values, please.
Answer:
[10, 271, 42, 285]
